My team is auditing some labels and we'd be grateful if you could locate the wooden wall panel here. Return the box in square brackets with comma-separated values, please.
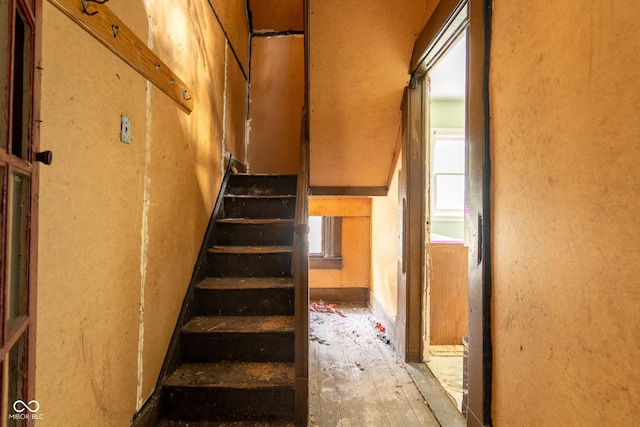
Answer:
[210, 0, 249, 74]
[429, 243, 469, 345]
[225, 48, 247, 163]
[491, 0, 640, 424]
[250, 0, 303, 32]
[37, 0, 245, 423]
[309, 0, 429, 189]
[38, 3, 149, 423]
[309, 198, 372, 292]
[248, 36, 304, 174]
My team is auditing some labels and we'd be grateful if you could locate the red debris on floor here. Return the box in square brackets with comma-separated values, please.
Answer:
[309, 300, 347, 317]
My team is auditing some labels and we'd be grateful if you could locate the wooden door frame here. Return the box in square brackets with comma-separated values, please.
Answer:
[405, 0, 492, 425]
[465, 1, 492, 424]
[402, 72, 428, 363]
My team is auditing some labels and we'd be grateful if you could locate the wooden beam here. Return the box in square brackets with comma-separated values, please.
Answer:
[47, 0, 194, 113]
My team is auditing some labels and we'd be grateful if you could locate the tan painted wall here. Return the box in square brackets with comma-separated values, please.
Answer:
[250, 0, 303, 32]
[309, 198, 371, 290]
[309, 0, 429, 189]
[490, 1, 640, 424]
[210, 0, 250, 74]
[37, 1, 248, 424]
[371, 164, 401, 320]
[247, 35, 304, 174]
[209, 0, 249, 165]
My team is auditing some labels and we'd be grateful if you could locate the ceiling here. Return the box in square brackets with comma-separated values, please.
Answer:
[248, 0, 303, 32]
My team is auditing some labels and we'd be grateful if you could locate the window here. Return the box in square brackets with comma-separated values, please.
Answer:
[308, 216, 342, 269]
[431, 131, 465, 217]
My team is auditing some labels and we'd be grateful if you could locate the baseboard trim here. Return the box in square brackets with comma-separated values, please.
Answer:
[310, 186, 388, 196]
[310, 287, 368, 304]
[368, 290, 399, 350]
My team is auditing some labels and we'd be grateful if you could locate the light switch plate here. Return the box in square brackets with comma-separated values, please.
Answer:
[120, 115, 131, 144]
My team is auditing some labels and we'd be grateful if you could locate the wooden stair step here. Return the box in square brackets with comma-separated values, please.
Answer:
[204, 246, 293, 278]
[226, 174, 297, 197]
[216, 218, 294, 225]
[182, 316, 294, 335]
[165, 362, 295, 389]
[161, 363, 295, 421]
[197, 277, 294, 291]
[223, 195, 295, 219]
[195, 278, 294, 316]
[157, 420, 294, 427]
[224, 195, 296, 199]
[208, 246, 293, 254]
[215, 219, 294, 246]
[180, 317, 295, 362]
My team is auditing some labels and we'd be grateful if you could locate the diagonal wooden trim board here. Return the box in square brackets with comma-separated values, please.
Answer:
[47, 0, 194, 113]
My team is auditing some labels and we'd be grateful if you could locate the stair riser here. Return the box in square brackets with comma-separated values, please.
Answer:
[195, 288, 294, 316]
[205, 253, 292, 277]
[217, 223, 294, 246]
[161, 386, 295, 421]
[181, 333, 294, 363]
[226, 175, 297, 196]
[224, 197, 295, 219]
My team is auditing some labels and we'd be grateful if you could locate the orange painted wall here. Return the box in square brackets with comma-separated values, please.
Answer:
[248, 35, 304, 174]
[490, 0, 640, 424]
[250, 0, 303, 33]
[309, 197, 371, 290]
[309, 0, 430, 188]
[37, 1, 248, 424]
[371, 165, 402, 319]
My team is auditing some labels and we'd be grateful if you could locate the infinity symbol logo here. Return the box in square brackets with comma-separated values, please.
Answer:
[12, 400, 40, 413]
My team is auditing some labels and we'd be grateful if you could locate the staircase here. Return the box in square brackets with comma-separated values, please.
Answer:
[157, 173, 299, 426]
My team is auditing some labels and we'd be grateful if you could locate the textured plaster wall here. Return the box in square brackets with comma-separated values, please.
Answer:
[491, 1, 640, 424]
[309, 198, 371, 290]
[37, 1, 248, 424]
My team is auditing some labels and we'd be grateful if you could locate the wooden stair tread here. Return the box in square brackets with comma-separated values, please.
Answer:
[197, 277, 294, 290]
[157, 420, 294, 427]
[208, 246, 293, 254]
[224, 194, 296, 199]
[216, 218, 294, 225]
[165, 362, 295, 388]
[156, 173, 300, 424]
[232, 173, 297, 177]
[182, 316, 294, 334]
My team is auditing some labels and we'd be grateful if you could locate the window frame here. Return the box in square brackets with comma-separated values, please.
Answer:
[308, 216, 342, 270]
[430, 129, 465, 218]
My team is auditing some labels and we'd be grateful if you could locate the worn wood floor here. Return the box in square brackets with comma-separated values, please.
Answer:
[308, 307, 439, 427]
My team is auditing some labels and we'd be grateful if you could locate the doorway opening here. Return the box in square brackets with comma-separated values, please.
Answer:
[404, 0, 492, 424]
[423, 33, 469, 416]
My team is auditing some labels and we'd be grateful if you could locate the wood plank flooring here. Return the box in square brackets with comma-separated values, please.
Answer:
[308, 307, 439, 427]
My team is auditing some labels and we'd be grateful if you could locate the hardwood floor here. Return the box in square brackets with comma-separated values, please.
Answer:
[308, 307, 439, 427]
